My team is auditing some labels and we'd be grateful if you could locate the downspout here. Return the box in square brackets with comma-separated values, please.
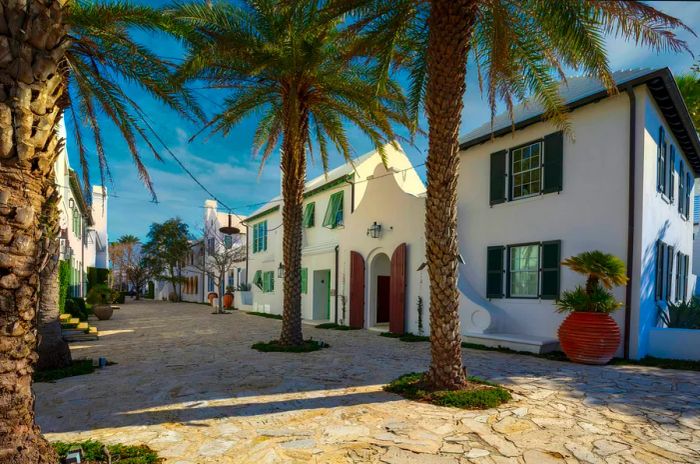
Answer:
[345, 177, 355, 213]
[81, 217, 85, 297]
[201, 239, 206, 304]
[334, 245, 339, 324]
[624, 87, 636, 360]
[245, 224, 250, 283]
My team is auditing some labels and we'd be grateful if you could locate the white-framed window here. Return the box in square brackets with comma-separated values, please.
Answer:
[509, 244, 540, 298]
[511, 142, 542, 200]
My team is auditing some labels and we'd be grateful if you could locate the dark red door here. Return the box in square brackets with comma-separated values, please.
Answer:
[376, 276, 391, 323]
[349, 251, 365, 328]
[390, 243, 407, 334]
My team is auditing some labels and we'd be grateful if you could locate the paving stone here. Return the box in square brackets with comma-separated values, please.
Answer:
[32, 301, 700, 464]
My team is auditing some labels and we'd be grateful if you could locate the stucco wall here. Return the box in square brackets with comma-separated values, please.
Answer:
[632, 87, 695, 359]
[457, 93, 631, 344]
[647, 327, 700, 361]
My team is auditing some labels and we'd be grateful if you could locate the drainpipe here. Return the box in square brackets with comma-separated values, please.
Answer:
[201, 239, 206, 304]
[334, 245, 339, 324]
[81, 217, 85, 297]
[245, 224, 250, 283]
[624, 87, 637, 360]
[345, 177, 355, 213]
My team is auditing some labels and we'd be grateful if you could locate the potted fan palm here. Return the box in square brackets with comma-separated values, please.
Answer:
[556, 251, 628, 365]
[87, 284, 114, 321]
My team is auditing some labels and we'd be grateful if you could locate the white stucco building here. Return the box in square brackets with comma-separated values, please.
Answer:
[457, 68, 699, 360]
[242, 144, 429, 333]
[157, 200, 246, 303]
[55, 122, 110, 297]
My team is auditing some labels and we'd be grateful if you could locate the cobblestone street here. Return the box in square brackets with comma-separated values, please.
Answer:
[35, 300, 700, 463]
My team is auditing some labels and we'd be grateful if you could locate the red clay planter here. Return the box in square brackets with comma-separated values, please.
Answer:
[558, 312, 621, 365]
[223, 292, 234, 308]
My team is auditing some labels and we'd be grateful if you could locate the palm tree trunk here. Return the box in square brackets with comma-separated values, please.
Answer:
[278, 96, 308, 346]
[424, 0, 477, 391]
[0, 1, 68, 460]
[37, 179, 71, 371]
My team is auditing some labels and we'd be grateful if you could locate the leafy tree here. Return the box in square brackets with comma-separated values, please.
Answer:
[337, 0, 689, 390]
[0, 1, 198, 460]
[193, 224, 246, 313]
[677, 71, 700, 131]
[171, 0, 407, 345]
[142, 218, 192, 302]
[126, 257, 155, 301]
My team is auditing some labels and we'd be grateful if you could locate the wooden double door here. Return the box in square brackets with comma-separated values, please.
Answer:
[349, 243, 407, 334]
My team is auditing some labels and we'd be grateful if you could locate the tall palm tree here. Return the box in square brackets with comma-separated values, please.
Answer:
[0, 1, 198, 461]
[337, 0, 689, 390]
[171, 0, 408, 346]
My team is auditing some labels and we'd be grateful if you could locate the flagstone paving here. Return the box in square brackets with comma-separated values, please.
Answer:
[35, 300, 700, 463]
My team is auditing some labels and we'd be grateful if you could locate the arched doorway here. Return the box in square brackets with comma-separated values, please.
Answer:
[369, 253, 391, 328]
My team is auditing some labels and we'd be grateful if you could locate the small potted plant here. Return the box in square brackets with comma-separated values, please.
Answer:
[87, 284, 114, 321]
[223, 286, 235, 308]
[556, 251, 628, 365]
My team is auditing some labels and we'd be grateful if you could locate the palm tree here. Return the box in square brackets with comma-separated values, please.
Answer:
[171, 0, 408, 346]
[677, 71, 700, 130]
[337, 0, 689, 390]
[562, 251, 628, 294]
[0, 1, 198, 461]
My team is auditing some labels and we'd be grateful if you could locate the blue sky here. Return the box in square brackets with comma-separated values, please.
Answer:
[67, 1, 700, 241]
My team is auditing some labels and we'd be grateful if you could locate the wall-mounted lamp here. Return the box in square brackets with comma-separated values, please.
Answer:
[68, 198, 75, 209]
[277, 262, 285, 278]
[366, 221, 382, 239]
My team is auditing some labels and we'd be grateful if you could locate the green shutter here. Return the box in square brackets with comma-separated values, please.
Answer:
[253, 270, 263, 290]
[666, 245, 674, 302]
[543, 131, 564, 194]
[657, 127, 665, 192]
[669, 146, 675, 202]
[540, 241, 561, 300]
[655, 241, 664, 301]
[679, 161, 685, 215]
[301, 268, 308, 294]
[303, 203, 315, 228]
[323, 191, 344, 228]
[489, 150, 507, 205]
[486, 246, 505, 298]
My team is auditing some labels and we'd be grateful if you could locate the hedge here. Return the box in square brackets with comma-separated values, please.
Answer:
[58, 260, 71, 314]
[86, 267, 110, 293]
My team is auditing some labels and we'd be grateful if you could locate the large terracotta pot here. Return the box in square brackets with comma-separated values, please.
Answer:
[223, 292, 234, 308]
[93, 304, 114, 321]
[207, 292, 218, 304]
[558, 312, 620, 365]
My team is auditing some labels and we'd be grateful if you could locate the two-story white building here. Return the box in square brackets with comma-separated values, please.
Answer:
[55, 122, 110, 297]
[242, 144, 429, 333]
[457, 68, 699, 360]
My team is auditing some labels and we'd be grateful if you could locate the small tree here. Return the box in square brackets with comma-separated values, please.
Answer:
[126, 258, 154, 301]
[193, 224, 246, 313]
[110, 234, 141, 291]
[142, 218, 191, 301]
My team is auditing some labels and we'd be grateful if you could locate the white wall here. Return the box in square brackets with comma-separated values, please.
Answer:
[458, 93, 631, 343]
[631, 87, 695, 359]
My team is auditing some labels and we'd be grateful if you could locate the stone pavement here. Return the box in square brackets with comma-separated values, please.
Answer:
[35, 301, 700, 463]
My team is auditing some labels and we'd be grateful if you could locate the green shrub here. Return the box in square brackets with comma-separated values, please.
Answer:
[384, 372, 511, 409]
[145, 281, 154, 299]
[555, 284, 622, 314]
[52, 440, 162, 463]
[87, 284, 112, 306]
[251, 339, 328, 352]
[86, 267, 110, 293]
[69, 297, 90, 321]
[34, 359, 95, 383]
[58, 260, 71, 314]
[246, 311, 283, 320]
[315, 322, 358, 330]
[660, 298, 700, 329]
[111, 289, 126, 304]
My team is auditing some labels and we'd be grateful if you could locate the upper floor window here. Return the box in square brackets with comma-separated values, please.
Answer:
[490, 131, 563, 205]
[322, 191, 344, 229]
[511, 142, 542, 199]
[223, 235, 233, 249]
[303, 202, 315, 228]
[252, 221, 268, 253]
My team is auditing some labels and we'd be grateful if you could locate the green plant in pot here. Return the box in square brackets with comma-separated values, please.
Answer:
[86, 284, 114, 321]
[556, 251, 628, 365]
